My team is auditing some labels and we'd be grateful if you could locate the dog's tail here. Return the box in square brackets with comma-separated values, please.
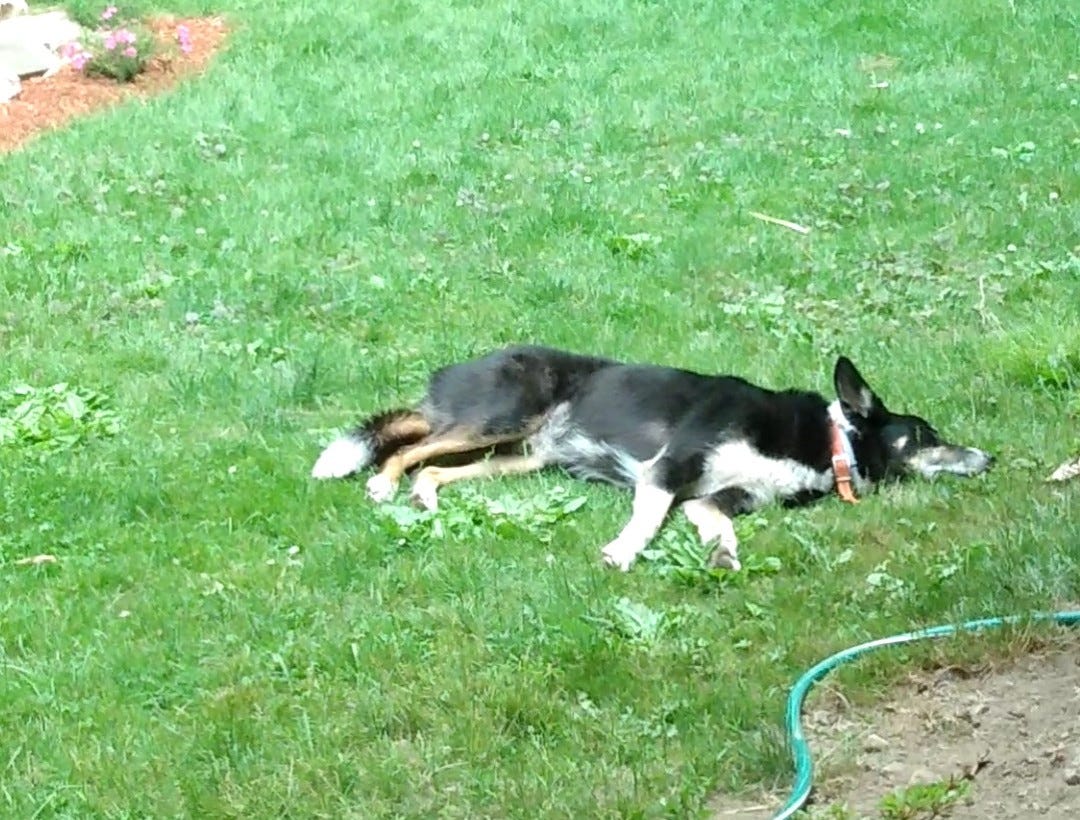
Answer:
[311, 409, 431, 479]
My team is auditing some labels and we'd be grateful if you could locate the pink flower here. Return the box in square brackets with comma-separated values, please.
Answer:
[176, 24, 193, 55]
[60, 39, 93, 70]
[101, 5, 117, 20]
[116, 28, 136, 45]
[123, 46, 137, 58]
[104, 33, 117, 50]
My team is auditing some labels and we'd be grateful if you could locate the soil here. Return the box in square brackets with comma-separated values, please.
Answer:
[711, 635, 1080, 819]
[0, 15, 227, 154]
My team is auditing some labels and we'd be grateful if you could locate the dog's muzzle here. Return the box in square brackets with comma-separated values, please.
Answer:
[908, 446, 994, 478]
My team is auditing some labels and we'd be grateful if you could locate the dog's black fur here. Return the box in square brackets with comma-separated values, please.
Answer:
[312, 346, 992, 570]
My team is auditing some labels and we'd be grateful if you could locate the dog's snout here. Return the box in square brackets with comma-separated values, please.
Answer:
[966, 447, 994, 473]
[907, 444, 994, 478]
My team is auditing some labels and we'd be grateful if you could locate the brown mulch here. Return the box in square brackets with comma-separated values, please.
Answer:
[0, 15, 228, 154]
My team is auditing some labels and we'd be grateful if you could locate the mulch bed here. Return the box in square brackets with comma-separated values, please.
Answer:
[0, 15, 227, 154]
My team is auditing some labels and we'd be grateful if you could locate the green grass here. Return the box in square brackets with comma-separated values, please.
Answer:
[2, 0, 1079, 816]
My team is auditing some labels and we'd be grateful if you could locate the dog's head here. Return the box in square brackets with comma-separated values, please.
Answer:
[833, 357, 993, 482]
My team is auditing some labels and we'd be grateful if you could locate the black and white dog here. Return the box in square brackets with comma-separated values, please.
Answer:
[312, 346, 992, 571]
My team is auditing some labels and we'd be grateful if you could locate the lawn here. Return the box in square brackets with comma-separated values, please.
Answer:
[1, 0, 1078, 816]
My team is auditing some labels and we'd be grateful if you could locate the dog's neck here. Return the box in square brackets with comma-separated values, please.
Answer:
[827, 401, 860, 504]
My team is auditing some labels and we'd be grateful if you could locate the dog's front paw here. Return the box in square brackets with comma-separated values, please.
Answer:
[601, 539, 638, 572]
[365, 473, 397, 503]
[708, 544, 741, 572]
[409, 478, 439, 512]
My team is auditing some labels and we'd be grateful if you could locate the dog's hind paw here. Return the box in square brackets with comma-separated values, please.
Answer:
[365, 473, 397, 503]
[409, 478, 439, 512]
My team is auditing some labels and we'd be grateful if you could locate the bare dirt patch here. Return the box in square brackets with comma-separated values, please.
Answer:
[711, 636, 1080, 819]
[0, 15, 226, 154]
[808, 639, 1080, 818]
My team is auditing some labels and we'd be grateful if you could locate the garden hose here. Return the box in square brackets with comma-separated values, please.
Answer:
[773, 610, 1080, 820]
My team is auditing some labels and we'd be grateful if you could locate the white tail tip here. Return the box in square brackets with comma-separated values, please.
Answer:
[311, 437, 372, 479]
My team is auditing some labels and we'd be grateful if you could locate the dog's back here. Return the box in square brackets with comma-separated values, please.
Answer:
[423, 346, 617, 436]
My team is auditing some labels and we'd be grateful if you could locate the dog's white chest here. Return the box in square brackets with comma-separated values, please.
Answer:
[696, 441, 832, 505]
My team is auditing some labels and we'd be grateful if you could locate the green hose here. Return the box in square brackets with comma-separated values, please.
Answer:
[773, 610, 1080, 819]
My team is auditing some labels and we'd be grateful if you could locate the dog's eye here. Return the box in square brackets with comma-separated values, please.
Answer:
[893, 434, 909, 451]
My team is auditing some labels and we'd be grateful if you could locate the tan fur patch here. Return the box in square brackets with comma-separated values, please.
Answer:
[377, 412, 431, 445]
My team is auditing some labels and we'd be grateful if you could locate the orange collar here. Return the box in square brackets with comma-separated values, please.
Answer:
[830, 421, 859, 504]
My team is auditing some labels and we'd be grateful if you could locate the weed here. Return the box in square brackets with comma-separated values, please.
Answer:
[878, 776, 972, 819]
[606, 231, 662, 260]
[641, 513, 784, 588]
[797, 804, 856, 819]
[374, 484, 588, 548]
[593, 597, 671, 646]
[0, 383, 120, 454]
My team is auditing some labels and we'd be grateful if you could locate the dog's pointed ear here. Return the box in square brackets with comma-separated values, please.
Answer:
[834, 356, 885, 419]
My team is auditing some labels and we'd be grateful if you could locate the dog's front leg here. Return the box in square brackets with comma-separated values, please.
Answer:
[680, 497, 741, 571]
[600, 482, 675, 571]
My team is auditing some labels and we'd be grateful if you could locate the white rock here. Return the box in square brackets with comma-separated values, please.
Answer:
[0, 10, 80, 49]
[0, 10, 81, 79]
[908, 766, 942, 785]
[863, 732, 890, 752]
[0, 1, 29, 21]
[881, 761, 907, 778]
[0, 69, 17, 102]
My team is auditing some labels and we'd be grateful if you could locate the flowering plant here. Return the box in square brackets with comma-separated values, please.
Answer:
[176, 23, 193, 55]
[59, 6, 193, 83]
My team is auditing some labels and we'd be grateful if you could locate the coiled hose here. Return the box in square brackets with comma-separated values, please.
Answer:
[774, 610, 1080, 820]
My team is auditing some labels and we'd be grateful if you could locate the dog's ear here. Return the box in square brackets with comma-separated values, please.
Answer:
[834, 357, 885, 419]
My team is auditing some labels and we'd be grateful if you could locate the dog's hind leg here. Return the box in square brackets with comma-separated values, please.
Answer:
[681, 497, 741, 571]
[600, 481, 675, 572]
[408, 454, 548, 511]
[365, 430, 528, 503]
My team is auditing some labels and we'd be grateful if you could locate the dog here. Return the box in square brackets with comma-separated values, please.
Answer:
[311, 346, 993, 571]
